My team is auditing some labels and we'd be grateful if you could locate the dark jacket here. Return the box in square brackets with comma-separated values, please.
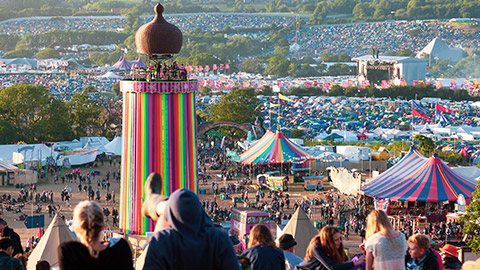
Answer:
[406, 249, 439, 270]
[2, 227, 23, 256]
[0, 251, 24, 270]
[295, 244, 354, 270]
[241, 244, 286, 270]
[143, 189, 239, 270]
[58, 238, 134, 270]
[443, 256, 462, 270]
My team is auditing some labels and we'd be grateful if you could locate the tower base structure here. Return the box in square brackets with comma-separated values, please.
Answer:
[119, 80, 198, 235]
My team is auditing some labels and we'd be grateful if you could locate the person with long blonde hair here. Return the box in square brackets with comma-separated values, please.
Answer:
[240, 224, 285, 270]
[296, 226, 365, 270]
[58, 200, 134, 270]
[365, 210, 407, 270]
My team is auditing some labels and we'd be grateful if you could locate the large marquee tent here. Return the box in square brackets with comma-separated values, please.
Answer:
[238, 130, 312, 164]
[362, 146, 477, 202]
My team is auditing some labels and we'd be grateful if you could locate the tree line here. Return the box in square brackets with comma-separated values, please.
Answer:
[0, 84, 121, 144]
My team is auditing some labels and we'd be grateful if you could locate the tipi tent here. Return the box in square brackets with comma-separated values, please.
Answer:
[27, 214, 78, 270]
[277, 207, 318, 259]
[417, 37, 463, 63]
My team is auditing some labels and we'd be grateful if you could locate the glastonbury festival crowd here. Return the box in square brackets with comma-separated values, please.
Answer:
[0, 14, 479, 59]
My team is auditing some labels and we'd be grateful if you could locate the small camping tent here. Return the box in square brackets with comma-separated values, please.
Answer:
[27, 214, 78, 270]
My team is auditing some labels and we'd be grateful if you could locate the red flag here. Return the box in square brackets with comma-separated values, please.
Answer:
[435, 103, 453, 113]
[412, 108, 431, 120]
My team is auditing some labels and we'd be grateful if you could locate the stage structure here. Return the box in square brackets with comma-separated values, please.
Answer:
[353, 55, 426, 86]
[119, 3, 198, 235]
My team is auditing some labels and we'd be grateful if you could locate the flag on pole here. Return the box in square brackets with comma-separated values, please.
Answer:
[435, 111, 451, 124]
[269, 102, 280, 107]
[435, 103, 453, 113]
[279, 93, 294, 102]
[412, 108, 432, 120]
[411, 100, 430, 114]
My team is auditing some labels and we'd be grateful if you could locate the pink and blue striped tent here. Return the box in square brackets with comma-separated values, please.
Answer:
[362, 147, 477, 202]
[112, 56, 132, 70]
[129, 57, 146, 68]
[239, 131, 312, 164]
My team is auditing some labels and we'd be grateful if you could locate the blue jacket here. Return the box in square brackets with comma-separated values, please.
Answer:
[0, 251, 23, 270]
[241, 244, 286, 270]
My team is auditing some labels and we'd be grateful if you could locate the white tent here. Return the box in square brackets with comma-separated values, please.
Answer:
[417, 37, 463, 63]
[0, 144, 56, 164]
[451, 166, 480, 180]
[27, 214, 78, 270]
[277, 207, 318, 259]
[63, 147, 99, 166]
[98, 71, 123, 79]
[104, 136, 122, 156]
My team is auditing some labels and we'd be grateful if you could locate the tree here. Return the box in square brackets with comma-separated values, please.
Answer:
[241, 59, 264, 74]
[37, 47, 60, 59]
[264, 56, 290, 78]
[209, 88, 259, 136]
[463, 181, 480, 253]
[0, 84, 53, 142]
[414, 135, 434, 156]
[69, 93, 103, 137]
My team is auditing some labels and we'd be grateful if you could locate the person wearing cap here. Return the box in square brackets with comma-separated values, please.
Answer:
[278, 234, 303, 270]
[0, 218, 23, 256]
[440, 244, 462, 270]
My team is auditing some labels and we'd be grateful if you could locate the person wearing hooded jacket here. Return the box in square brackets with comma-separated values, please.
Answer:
[0, 219, 23, 257]
[143, 188, 240, 270]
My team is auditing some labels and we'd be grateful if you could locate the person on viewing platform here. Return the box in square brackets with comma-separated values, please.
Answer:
[58, 201, 134, 270]
[0, 238, 24, 270]
[440, 244, 461, 270]
[365, 210, 407, 270]
[240, 224, 285, 270]
[296, 225, 365, 270]
[142, 173, 239, 270]
[406, 234, 439, 270]
[278, 233, 303, 270]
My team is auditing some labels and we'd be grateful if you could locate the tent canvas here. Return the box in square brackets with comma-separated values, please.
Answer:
[0, 160, 18, 171]
[62, 147, 99, 166]
[277, 207, 318, 259]
[98, 71, 123, 79]
[362, 148, 477, 202]
[105, 136, 122, 156]
[27, 214, 78, 270]
[238, 131, 312, 164]
[111, 56, 132, 70]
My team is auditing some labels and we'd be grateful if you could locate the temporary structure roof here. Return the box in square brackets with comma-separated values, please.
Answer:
[105, 136, 122, 156]
[417, 37, 463, 63]
[0, 160, 18, 171]
[362, 147, 477, 202]
[277, 207, 318, 259]
[238, 131, 312, 164]
[26, 214, 78, 270]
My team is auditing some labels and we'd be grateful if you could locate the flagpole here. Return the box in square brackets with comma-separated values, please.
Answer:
[278, 92, 281, 132]
[411, 98, 414, 145]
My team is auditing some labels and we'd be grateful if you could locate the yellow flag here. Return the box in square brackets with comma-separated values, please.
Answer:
[279, 93, 294, 102]
[270, 103, 280, 107]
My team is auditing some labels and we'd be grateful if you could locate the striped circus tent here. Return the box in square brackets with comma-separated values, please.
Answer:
[111, 56, 132, 70]
[239, 131, 312, 164]
[129, 57, 146, 68]
[362, 148, 477, 202]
